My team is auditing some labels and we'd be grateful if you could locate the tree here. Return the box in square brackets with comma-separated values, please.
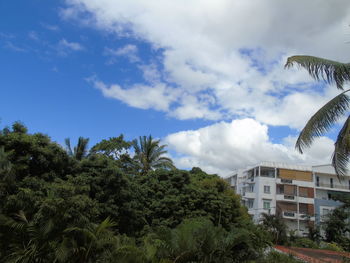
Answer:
[90, 135, 131, 159]
[0, 210, 58, 262]
[260, 213, 287, 244]
[0, 146, 12, 174]
[57, 217, 117, 263]
[323, 195, 350, 250]
[65, 137, 89, 161]
[285, 56, 350, 177]
[132, 135, 175, 175]
[0, 122, 70, 181]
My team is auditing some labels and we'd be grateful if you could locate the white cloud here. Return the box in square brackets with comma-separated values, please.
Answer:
[165, 118, 334, 176]
[60, 1, 349, 172]
[4, 41, 26, 52]
[41, 23, 60, 31]
[91, 78, 178, 111]
[62, 0, 350, 128]
[104, 44, 140, 63]
[58, 38, 84, 51]
[28, 31, 39, 41]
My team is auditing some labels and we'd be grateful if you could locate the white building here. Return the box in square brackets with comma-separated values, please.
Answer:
[313, 165, 350, 229]
[225, 162, 350, 236]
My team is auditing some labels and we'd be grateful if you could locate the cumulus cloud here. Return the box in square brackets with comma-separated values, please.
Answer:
[61, 0, 350, 127]
[165, 118, 334, 175]
[61, 0, 348, 173]
[91, 78, 178, 111]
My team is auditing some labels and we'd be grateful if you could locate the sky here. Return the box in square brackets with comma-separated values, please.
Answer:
[1, 0, 350, 175]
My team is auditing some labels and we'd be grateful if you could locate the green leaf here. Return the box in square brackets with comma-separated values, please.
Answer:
[285, 55, 350, 90]
[296, 91, 350, 153]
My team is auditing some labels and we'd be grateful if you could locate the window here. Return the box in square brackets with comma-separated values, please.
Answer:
[260, 167, 275, 178]
[249, 185, 254, 192]
[264, 185, 270, 194]
[263, 200, 271, 210]
[277, 185, 284, 194]
[316, 176, 320, 187]
[330, 178, 334, 188]
[322, 208, 330, 216]
[247, 199, 254, 209]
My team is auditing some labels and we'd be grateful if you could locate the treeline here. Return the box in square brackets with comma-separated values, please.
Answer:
[0, 122, 283, 262]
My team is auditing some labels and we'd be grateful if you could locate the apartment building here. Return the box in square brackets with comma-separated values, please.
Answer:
[225, 162, 350, 236]
[313, 165, 350, 226]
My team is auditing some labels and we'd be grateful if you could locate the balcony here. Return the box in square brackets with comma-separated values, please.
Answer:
[242, 191, 255, 199]
[281, 179, 293, 184]
[282, 211, 314, 221]
[316, 182, 350, 191]
[283, 211, 296, 219]
[298, 213, 315, 221]
[276, 194, 296, 202]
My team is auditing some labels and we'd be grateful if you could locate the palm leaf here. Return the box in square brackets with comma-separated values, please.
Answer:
[75, 137, 89, 160]
[64, 138, 73, 156]
[285, 55, 350, 90]
[296, 91, 350, 153]
[332, 116, 350, 178]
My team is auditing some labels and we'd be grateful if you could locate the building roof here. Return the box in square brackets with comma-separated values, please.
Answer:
[258, 161, 312, 171]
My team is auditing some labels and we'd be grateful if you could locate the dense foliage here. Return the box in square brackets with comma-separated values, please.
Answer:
[0, 122, 271, 262]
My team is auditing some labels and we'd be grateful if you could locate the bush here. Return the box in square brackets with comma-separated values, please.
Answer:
[292, 238, 319, 249]
[320, 241, 344, 252]
[254, 251, 304, 263]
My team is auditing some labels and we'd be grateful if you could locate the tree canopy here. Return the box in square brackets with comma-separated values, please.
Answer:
[0, 121, 272, 262]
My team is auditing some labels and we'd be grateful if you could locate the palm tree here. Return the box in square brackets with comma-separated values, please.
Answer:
[285, 55, 350, 177]
[0, 146, 12, 177]
[0, 210, 57, 262]
[64, 137, 89, 161]
[56, 217, 117, 263]
[132, 135, 175, 175]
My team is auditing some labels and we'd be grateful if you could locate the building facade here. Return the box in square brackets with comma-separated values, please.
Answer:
[225, 162, 350, 236]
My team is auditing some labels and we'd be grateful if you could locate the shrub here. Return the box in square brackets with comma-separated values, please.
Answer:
[320, 241, 344, 252]
[292, 238, 319, 249]
[254, 251, 304, 263]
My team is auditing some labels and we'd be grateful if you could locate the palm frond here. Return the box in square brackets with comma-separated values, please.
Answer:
[64, 138, 73, 156]
[95, 217, 117, 236]
[296, 91, 350, 153]
[332, 116, 350, 178]
[285, 55, 350, 90]
[75, 137, 89, 160]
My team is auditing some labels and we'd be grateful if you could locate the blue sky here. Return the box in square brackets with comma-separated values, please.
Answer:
[1, 0, 349, 175]
[0, 0, 211, 143]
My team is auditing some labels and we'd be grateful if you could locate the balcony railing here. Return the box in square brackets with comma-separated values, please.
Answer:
[283, 211, 296, 218]
[281, 179, 293, 184]
[282, 211, 314, 220]
[316, 182, 350, 190]
[284, 195, 295, 200]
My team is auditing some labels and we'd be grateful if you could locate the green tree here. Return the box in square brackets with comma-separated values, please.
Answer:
[0, 122, 70, 181]
[147, 218, 269, 263]
[324, 205, 350, 250]
[285, 56, 350, 177]
[132, 135, 175, 175]
[0, 211, 57, 263]
[65, 137, 89, 161]
[135, 169, 249, 232]
[56, 217, 117, 263]
[260, 213, 287, 244]
[90, 135, 131, 159]
[0, 146, 12, 175]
